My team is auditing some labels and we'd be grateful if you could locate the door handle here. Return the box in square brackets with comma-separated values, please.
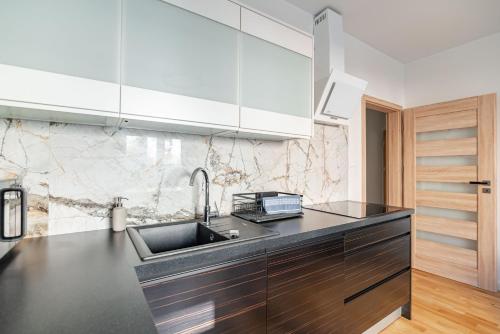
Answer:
[469, 180, 491, 186]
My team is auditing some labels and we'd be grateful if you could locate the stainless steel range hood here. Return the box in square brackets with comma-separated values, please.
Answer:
[314, 9, 367, 124]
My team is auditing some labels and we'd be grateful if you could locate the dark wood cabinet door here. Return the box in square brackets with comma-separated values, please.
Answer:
[141, 256, 267, 334]
[345, 235, 410, 298]
[345, 218, 410, 252]
[344, 270, 411, 334]
[267, 235, 344, 334]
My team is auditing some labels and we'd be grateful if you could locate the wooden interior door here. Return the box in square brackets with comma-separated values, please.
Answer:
[403, 94, 497, 291]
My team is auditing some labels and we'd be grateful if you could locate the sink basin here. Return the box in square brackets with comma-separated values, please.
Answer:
[127, 220, 229, 260]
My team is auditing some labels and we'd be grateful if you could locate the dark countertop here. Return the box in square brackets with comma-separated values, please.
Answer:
[0, 207, 413, 334]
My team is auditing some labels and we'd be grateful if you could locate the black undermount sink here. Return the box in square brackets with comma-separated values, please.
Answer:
[127, 220, 229, 260]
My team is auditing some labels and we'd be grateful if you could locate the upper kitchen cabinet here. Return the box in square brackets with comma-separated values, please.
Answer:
[121, 0, 240, 135]
[239, 8, 313, 139]
[0, 0, 121, 125]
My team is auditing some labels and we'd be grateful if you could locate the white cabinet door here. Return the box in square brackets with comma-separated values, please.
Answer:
[241, 8, 313, 58]
[240, 33, 313, 138]
[161, 0, 240, 29]
[121, 0, 240, 131]
[0, 0, 120, 115]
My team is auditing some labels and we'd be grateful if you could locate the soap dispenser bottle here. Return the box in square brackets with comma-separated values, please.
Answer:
[112, 197, 128, 232]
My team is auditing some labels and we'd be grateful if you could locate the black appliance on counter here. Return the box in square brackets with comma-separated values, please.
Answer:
[303, 200, 402, 219]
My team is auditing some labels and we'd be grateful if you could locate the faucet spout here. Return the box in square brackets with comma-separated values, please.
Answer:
[189, 167, 211, 225]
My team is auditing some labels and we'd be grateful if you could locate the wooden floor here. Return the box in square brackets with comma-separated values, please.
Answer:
[382, 270, 500, 333]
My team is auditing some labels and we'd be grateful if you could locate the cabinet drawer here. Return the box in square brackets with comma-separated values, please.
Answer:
[345, 218, 410, 252]
[345, 235, 410, 298]
[344, 270, 410, 334]
[267, 236, 344, 334]
[142, 256, 267, 334]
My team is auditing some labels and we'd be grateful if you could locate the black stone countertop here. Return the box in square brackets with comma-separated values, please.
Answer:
[0, 208, 413, 334]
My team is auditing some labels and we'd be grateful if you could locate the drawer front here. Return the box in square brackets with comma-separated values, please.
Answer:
[142, 256, 267, 334]
[344, 270, 410, 334]
[345, 217, 410, 252]
[345, 235, 410, 298]
[267, 236, 344, 334]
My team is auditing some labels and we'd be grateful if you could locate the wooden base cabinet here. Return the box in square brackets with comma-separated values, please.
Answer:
[267, 236, 344, 334]
[140, 219, 412, 334]
[141, 256, 267, 334]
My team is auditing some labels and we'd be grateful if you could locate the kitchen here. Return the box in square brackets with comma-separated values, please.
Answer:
[0, 0, 499, 333]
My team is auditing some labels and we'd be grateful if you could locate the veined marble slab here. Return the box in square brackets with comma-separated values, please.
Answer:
[0, 119, 348, 237]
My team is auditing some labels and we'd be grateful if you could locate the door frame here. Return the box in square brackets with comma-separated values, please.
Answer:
[361, 95, 403, 206]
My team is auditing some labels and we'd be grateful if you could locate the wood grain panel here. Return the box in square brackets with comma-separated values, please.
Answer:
[361, 97, 367, 202]
[345, 235, 410, 298]
[416, 165, 477, 183]
[416, 239, 477, 268]
[415, 109, 477, 133]
[344, 271, 411, 334]
[387, 110, 403, 206]
[416, 190, 477, 212]
[142, 256, 267, 334]
[403, 109, 417, 267]
[416, 215, 477, 240]
[477, 93, 497, 291]
[412, 97, 478, 118]
[344, 218, 410, 252]
[416, 137, 477, 157]
[267, 236, 344, 334]
[414, 254, 478, 287]
[365, 95, 403, 113]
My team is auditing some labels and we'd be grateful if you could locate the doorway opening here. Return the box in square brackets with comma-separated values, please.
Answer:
[366, 109, 387, 204]
[362, 95, 403, 207]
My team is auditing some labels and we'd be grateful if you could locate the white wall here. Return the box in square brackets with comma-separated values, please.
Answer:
[405, 32, 500, 289]
[345, 33, 405, 106]
[344, 33, 405, 201]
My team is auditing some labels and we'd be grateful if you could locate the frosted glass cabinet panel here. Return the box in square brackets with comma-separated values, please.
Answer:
[240, 33, 312, 137]
[121, 0, 239, 129]
[0, 0, 121, 114]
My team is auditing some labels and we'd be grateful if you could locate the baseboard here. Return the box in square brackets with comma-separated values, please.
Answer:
[363, 307, 401, 334]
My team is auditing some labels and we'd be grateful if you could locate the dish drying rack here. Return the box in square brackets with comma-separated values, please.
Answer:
[231, 192, 303, 223]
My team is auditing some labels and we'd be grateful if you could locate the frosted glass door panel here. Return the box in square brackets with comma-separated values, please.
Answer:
[240, 33, 312, 118]
[417, 207, 477, 222]
[417, 156, 477, 166]
[416, 128, 477, 141]
[122, 0, 238, 105]
[416, 230, 477, 250]
[416, 182, 477, 193]
[0, 0, 120, 83]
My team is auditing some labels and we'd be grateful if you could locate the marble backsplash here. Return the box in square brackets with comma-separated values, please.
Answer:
[0, 119, 348, 237]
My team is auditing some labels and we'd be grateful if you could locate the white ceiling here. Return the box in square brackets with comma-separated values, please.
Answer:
[284, 0, 500, 63]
